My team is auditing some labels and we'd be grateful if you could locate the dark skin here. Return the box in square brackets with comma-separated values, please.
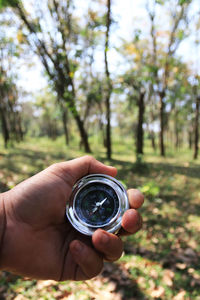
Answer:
[0, 156, 144, 281]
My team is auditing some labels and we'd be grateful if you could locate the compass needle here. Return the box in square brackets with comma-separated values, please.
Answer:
[99, 197, 107, 206]
[90, 206, 98, 215]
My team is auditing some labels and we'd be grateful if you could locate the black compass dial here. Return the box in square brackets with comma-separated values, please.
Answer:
[74, 182, 119, 227]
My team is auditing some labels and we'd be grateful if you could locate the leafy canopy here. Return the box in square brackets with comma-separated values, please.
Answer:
[0, 0, 19, 9]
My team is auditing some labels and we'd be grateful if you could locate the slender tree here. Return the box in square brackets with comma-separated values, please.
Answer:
[120, 31, 154, 156]
[122, 72, 146, 155]
[0, 34, 23, 147]
[147, 0, 192, 156]
[3, 0, 91, 152]
[193, 81, 200, 159]
[104, 0, 112, 159]
[193, 14, 200, 159]
[77, 8, 105, 144]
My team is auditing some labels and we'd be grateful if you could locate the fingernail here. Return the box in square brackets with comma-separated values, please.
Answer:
[101, 232, 109, 244]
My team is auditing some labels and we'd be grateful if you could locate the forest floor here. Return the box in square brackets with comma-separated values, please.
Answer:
[0, 136, 200, 300]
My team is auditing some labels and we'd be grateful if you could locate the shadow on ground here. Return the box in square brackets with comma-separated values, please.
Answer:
[101, 262, 148, 300]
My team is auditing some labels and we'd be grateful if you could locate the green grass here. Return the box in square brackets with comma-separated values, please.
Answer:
[0, 135, 200, 299]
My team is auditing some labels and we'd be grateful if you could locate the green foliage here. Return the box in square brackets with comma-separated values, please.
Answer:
[177, 29, 185, 40]
[86, 83, 102, 104]
[0, 0, 19, 9]
[178, 0, 190, 4]
[0, 0, 197, 158]
[133, 29, 142, 42]
[156, 0, 165, 4]
[156, 0, 189, 5]
[0, 137, 199, 298]
[140, 181, 160, 198]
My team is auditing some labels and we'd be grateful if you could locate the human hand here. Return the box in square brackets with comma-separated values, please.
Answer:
[0, 156, 144, 281]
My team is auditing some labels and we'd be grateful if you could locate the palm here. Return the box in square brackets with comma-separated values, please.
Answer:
[7, 167, 90, 280]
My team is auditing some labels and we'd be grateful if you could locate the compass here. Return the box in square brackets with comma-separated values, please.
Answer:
[66, 174, 129, 236]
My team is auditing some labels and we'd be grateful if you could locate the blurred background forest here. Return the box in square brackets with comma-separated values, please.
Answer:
[0, 0, 200, 299]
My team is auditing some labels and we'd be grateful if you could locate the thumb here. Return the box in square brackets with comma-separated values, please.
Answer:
[49, 156, 117, 188]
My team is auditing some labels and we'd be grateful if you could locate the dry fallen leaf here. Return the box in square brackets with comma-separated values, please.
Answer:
[150, 286, 165, 298]
[176, 263, 187, 270]
[137, 276, 146, 285]
[149, 269, 159, 279]
[14, 295, 29, 300]
[163, 269, 174, 286]
[172, 290, 186, 300]
[36, 280, 57, 290]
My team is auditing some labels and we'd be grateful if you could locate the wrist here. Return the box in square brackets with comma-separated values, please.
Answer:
[0, 192, 7, 270]
[0, 190, 22, 274]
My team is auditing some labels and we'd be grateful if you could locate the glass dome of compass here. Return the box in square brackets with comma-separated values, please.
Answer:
[66, 174, 129, 236]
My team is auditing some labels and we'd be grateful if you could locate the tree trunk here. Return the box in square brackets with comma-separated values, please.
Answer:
[175, 129, 179, 149]
[75, 114, 91, 153]
[194, 95, 200, 159]
[104, 0, 112, 160]
[174, 109, 179, 149]
[188, 129, 193, 150]
[61, 106, 69, 145]
[136, 91, 145, 155]
[159, 91, 165, 156]
[0, 105, 9, 148]
[16, 112, 24, 141]
[105, 93, 111, 159]
[97, 102, 106, 148]
[15, 3, 91, 154]
[150, 131, 156, 151]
